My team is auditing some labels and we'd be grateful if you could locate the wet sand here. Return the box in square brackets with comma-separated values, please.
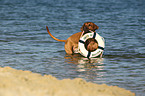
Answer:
[0, 67, 135, 96]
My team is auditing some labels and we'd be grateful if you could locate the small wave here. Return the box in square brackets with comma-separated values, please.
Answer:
[104, 53, 145, 59]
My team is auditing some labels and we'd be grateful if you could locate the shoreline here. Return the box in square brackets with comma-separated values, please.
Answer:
[0, 67, 135, 96]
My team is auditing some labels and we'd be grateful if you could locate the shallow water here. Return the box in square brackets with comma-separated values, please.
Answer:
[0, 0, 145, 95]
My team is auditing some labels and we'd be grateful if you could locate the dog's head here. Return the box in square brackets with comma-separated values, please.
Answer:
[80, 22, 99, 33]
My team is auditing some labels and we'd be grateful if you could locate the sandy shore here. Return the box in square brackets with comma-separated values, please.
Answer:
[0, 67, 135, 96]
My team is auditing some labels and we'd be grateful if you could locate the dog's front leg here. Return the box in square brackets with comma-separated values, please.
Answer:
[73, 46, 79, 53]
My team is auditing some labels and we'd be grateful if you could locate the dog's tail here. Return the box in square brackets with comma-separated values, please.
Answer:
[46, 26, 66, 42]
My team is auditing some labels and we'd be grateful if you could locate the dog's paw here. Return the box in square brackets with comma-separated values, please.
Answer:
[73, 47, 79, 53]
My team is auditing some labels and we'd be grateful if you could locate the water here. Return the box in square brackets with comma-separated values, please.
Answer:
[0, 0, 145, 95]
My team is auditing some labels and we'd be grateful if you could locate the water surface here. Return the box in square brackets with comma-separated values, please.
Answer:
[0, 0, 145, 95]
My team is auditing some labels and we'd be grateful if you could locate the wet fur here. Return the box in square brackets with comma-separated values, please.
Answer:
[46, 22, 99, 54]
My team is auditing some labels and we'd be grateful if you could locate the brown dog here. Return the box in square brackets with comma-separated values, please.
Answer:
[46, 22, 99, 55]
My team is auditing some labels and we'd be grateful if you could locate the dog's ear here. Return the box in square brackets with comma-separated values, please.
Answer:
[93, 23, 99, 31]
[81, 25, 89, 32]
[80, 24, 85, 32]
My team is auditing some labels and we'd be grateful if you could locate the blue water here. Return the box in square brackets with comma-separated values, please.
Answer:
[0, 0, 145, 95]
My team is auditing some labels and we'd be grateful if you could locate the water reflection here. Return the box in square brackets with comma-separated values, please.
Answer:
[64, 54, 105, 83]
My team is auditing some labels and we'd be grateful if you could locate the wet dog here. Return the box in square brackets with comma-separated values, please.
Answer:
[46, 22, 99, 55]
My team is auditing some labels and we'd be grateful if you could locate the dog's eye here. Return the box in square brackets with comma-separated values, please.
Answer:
[88, 24, 91, 26]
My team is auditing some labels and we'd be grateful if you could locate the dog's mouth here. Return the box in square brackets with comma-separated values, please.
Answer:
[83, 30, 95, 35]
